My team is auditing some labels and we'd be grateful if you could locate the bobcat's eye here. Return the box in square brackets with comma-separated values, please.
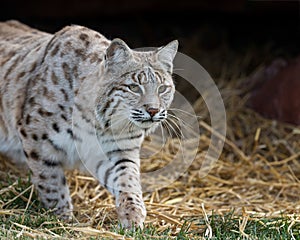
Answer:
[158, 85, 168, 94]
[128, 84, 141, 94]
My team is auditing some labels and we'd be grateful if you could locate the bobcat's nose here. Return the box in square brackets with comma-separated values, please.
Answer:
[146, 108, 159, 117]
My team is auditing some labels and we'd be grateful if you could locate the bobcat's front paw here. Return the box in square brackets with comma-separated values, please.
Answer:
[53, 200, 73, 221]
[116, 192, 146, 229]
[39, 188, 73, 221]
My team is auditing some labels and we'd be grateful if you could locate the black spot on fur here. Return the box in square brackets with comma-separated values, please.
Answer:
[32, 134, 38, 141]
[41, 133, 48, 140]
[62, 176, 66, 185]
[61, 114, 67, 121]
[51, 44, 60, 56]
[20, 129, 27, 137]
[75, 48, 86, 60]
[25, 115, 31, 125]
[17, 71, 26, 79]
[51, 72, 59, 85]
[66, 128, 73, 137]
[52, 123, 60, 133]
[38, 108, 53, 117]
[58, 104, 65, 111]
[38, 108, 44, 116]
[39, 174, 47, 180]
[28, 97, 35, 105]
[43, 159, 60, 167]
[79, 33, 88, 40]
[46, 198, 58, 203]
[62, 63, 73, 89]
[60, 88, 69, 101]
[30, 151, 39, 160]
[45, 111, 53, 117]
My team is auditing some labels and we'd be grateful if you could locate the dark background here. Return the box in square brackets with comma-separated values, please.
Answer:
[1, 0, 299, 79]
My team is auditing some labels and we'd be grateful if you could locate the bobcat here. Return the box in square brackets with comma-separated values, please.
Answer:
[0, 20, 178, 228]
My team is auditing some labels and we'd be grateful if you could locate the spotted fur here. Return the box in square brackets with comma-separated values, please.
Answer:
[0, 20, 178, 228]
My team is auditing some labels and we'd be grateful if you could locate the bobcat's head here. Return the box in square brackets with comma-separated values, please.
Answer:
[97, 38, 178, 132]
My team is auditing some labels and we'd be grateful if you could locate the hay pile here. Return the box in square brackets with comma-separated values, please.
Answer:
[0, 66, 299, 238]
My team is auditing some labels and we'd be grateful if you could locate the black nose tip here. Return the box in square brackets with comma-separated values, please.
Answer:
[147, 108, 159, 117]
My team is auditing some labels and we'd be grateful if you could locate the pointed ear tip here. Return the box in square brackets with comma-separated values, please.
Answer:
[169, 40, 179, 49]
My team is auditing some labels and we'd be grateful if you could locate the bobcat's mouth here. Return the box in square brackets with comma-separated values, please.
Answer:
[129, 109, 167, 129]
[130, 118, 159, 129]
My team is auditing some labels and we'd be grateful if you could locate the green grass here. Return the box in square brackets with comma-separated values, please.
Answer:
[1, 212, 299, 239]
[206, 211, 300, 240]
[0, 175, 299, 239]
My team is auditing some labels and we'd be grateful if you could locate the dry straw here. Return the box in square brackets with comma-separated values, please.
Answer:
[0, 75, 299, 238]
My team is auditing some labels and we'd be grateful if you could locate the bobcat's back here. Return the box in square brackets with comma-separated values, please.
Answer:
[0, 21, 51, 158]
[0, 20, 109, 161]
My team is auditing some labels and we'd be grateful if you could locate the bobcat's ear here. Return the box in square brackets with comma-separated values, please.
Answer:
[105, 38, 132, 67]
[156, 40, 178, 72]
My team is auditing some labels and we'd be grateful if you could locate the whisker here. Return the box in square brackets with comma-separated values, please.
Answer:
[157, 123, 166, 156]
[167, 113, 199, 137]
[162, 121, 179, 144]
[99, 106, 124, 109]
[162, 120, 185, 157]
[128, 121, 135, 133]
[100, 116, 128, 132]
[166, 116, 199, 143]
[115, 119, 131, 138]
[161, 121, 177, 155]
[169, 108, 202, 119]
[165, 116, 183, 135]
[163, 119, 183, 140]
